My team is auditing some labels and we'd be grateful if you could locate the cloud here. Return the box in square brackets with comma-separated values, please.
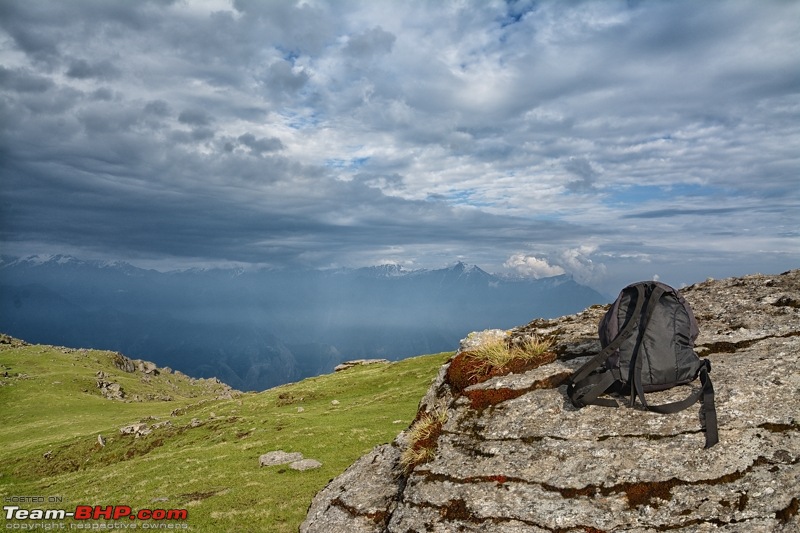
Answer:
[504, 246, 607, 286]
[504, 254, 566, 279]
[178, 109, 213, 126]
[622, 207, 742, 219]
[564, 157, 599, 192]
[343, 26, 396, 58]
[234, 133, 284, 155]
[261, 60, 309, 100]
[556, 246, 607, 286]
[65, 58, 121, 80]
[0, 66, 54, 92]
[231, 0, 338, 56]
[0, 0, 798, 295]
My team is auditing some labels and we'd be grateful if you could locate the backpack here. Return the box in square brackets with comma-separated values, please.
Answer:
[567, 281, 719, 448]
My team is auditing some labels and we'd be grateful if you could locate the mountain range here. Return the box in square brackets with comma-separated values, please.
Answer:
[0, 255, 605, 390]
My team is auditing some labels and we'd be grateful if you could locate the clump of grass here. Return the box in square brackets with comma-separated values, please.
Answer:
[446, 335, 555, 392]
[466, 335, 553, 379]
[400, 409, 448, 474]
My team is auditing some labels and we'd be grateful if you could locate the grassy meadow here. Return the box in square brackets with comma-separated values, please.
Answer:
[0, 337, 451, 531]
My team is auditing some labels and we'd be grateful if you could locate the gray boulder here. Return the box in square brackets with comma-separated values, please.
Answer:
[259, 450, 324, 471]
[290, 459, 323, 471]
[302, 270, 800, 532]
[259, 450, 304, 467]
[98, 380, 125, 400]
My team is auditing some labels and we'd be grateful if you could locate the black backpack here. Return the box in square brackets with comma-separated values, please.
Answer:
[567, 281, 719, 448]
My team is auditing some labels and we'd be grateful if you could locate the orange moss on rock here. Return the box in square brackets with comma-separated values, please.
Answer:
[463, 371, 571, 410]
[464, 387, 527, 410]
[446, 349, 556, 393]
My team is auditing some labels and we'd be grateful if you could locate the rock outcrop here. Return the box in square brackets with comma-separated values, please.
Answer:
[0, 333, 28, 347]
[119, 422, 151, 438]
[302, 270, 800, 532]
[335, 359, 391, 372]
[96, 371, 126, 400]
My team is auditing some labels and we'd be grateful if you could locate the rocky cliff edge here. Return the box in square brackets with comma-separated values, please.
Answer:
[302, 270, 799, 532]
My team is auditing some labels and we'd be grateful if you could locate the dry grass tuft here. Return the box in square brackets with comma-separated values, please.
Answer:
[462, 335, 554, 381]
[400, 409, 448, 474]
[445, 335, 556, 393]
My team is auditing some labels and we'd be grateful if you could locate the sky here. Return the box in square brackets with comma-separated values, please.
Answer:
[1, 0, 798, 296]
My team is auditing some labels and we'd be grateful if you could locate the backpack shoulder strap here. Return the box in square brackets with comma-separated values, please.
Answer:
[630, 284, 667, 407]
[636, 360, 719, 448]
[568, 284, 646, 408]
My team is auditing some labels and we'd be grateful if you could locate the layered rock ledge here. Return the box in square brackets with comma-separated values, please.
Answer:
[302, 270, 799, 532]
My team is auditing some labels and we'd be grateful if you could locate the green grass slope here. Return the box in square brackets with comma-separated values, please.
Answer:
[0, 334, 452, 531]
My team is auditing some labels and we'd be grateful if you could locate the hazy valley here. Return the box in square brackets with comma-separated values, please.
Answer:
[0, 255, 604, 390]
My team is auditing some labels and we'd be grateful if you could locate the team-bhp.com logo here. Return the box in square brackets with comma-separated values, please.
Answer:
[4, 504, 189, 529]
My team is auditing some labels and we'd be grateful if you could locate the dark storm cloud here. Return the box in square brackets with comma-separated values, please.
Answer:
[143, 99, 171, 117]
[178, 109, 213, 126]
[1, 140, 579, 269]
[235, 133, 284, 155]
[622, 207, 743, 219]
[0, 66, 54, 92]
[66, 58, 121, 80]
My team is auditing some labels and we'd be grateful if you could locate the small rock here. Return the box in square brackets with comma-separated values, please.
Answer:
[97, 435, 106, 447]
[259, 450, 304, 467]
[290, 459, 323, 471]
[119, 423, 148, 436]
[331, 400, 340, 406]
[297, 407, 305, 413]
[458, 329, 508, 352]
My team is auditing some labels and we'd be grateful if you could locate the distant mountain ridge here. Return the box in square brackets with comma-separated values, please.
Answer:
[0, 255, 605, 390]
[0, 255, 575, 284]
